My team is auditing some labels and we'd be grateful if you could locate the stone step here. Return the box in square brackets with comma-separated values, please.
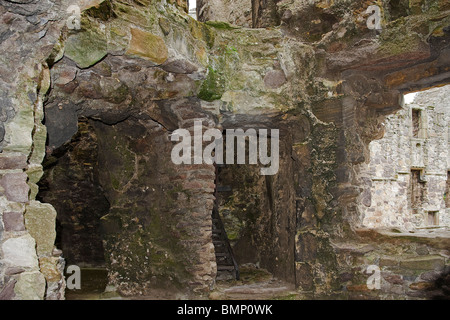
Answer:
[217, 265, 236, 271]
[215, 252, 228, 257]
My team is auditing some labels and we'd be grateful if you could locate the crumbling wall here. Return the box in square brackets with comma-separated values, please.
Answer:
[0, 0, 449, 300]
[196, 0, 253, 27]
[360, 86, 450, 230]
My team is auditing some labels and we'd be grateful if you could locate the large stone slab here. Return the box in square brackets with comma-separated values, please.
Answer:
[0, 154, 27, 170]
[2, 211, 25, 231]
[126, 28, 168, 64]
[0, 172, 29, 203]
[14, 271, 46, 300]
[64, 24, 107, 69]
[400, 255, 445, 270]
[1, 234, 39, 269]
[24, 201, 57, 257]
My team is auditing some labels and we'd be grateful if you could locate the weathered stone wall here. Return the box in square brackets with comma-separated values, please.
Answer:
[0, 0, 449, 300]
[360, 86, 450, 230]
[0, 0, 194, 300]
[38, 1, 219, 295]
[332, 229, 450, 300]
[92, 101, 218, 296]
[196, 0, 253, 27]
[0, 0, 68, 300]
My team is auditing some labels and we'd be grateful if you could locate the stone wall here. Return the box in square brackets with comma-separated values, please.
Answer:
[0, 0, 196, 300]
[360, 85, 450, 230]
[0, 0, 68, 300]
[196, 0, 253, 27]
[332, 229, 450, 300]
[0, 0, 449, 300]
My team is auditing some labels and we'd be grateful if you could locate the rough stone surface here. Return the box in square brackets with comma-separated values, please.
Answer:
[24, 201, 57, 257]
[359, 86, 450, 230]
[0, 0, 449, 300]
[14, 271, 46, 300]
[264, 69, 287, 89]
[2, 212, 25, 232]
[2, 235, 39, 269]
[197, 0, 252, 27]
[126, 28, 168, 65]
[64, 25, 108, 69]
[0, 173, 29, 203]
[0, 280, 16, 300]
[0, 154, 27, 170]
[400, 256, 445, 271]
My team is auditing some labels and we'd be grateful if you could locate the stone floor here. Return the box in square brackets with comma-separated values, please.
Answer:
[64, 265, 298, 300]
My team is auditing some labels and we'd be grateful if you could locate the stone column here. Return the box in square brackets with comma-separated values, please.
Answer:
[0, 0, 66, 300]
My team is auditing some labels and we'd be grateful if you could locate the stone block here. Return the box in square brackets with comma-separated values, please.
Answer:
[419, 270, 442, 281]
[264, 69, 287, 89]
[1, 234, 39, 269]
[39, 257, 62, 282]
[52, 64, 77, 86]
[27, 124, 47, 165]
[346, 284, 370, 292]
[400, 255, 445, 271]
[45, 280, 65, 300]
[126, 28, 168, 64]
[379, 256, 399, 267]
[409, 281, 434, 291]
[0, 280, 16, 300]
[64, 26, 107, 69]
[161, 58, 199, 74]
[14, 271, 46, 300]
[382, 273, 403, 285]
[0, 155, 27, 170]
[0, 172, 29, 203]
[2, 211, 25, 231]
[24, 201, 57, 257]
[5, 267, 25, 275]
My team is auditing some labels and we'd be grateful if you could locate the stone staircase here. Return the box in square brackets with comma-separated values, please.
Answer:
[212, 205, 239, 281]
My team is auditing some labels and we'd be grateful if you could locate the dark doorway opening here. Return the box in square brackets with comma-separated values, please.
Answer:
[37, 117, 110, 298]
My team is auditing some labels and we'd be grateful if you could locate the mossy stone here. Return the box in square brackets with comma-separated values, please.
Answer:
[126, 28, 168, 64]
[198, 67, 225, 101]
[205, 21, 239, 30]
[65, 26, 107, 69]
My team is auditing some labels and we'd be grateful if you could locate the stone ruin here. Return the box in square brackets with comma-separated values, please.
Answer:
[0, 0, 449, 300]
[360, 85, 450, 231]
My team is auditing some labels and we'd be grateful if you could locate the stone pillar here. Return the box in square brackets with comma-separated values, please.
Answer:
[95, 98, 218, 296]
[0, 0, 66, 300]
